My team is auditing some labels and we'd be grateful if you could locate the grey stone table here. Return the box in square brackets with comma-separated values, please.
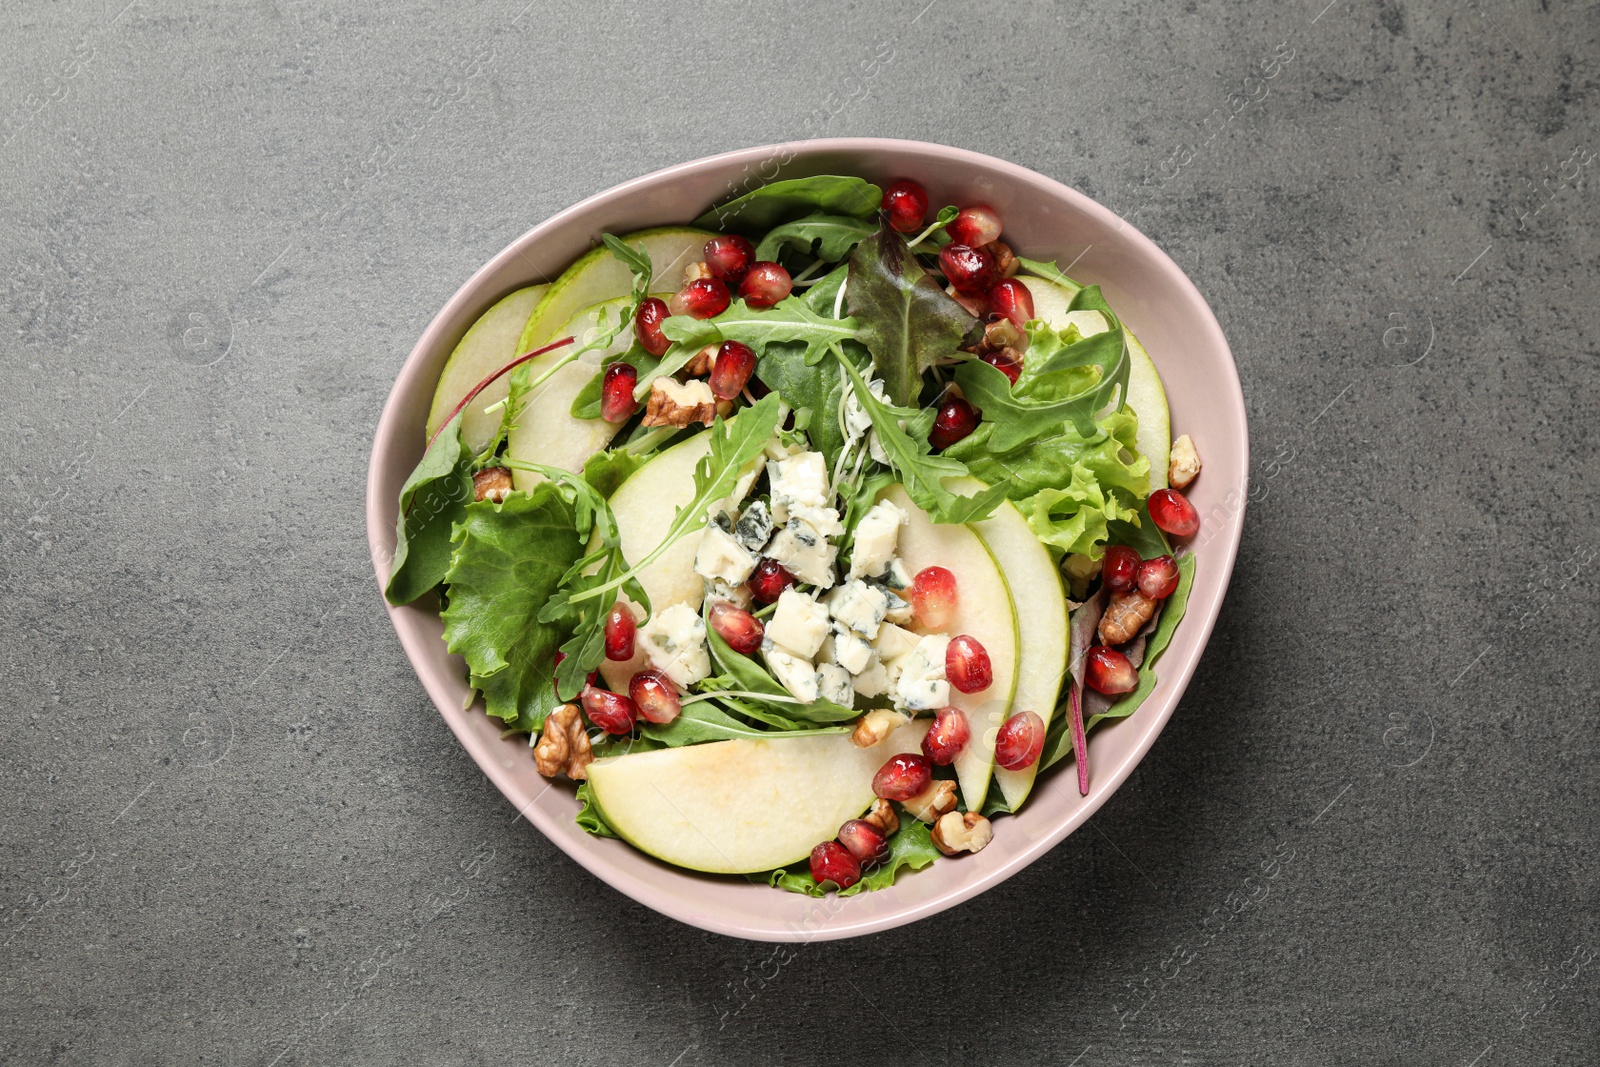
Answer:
[2, 1, 1595, 1064]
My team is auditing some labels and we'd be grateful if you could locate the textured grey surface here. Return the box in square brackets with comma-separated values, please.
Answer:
[1, 0, 1596, 1063]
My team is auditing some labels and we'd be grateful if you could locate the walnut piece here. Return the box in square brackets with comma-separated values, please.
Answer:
[931, 811, 993, 855]
[1169, 434, 1201, 489]
[642, 377, 718, 428]
[983, 318, 1025, 352]
[473, 467, 513, 503]
[684, 260, 712, 284]
[861, 798, 900, 837]
[851, 709, 909, 748]
[983, 239, 1018, 279]
[684, 344, 719, 377]
[1099, 590, 1156, 645]
[901, 779, 958, 824]
[946, 284, 987, 319]
[533, 704, 592, 780]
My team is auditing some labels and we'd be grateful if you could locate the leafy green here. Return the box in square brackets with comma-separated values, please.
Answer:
[1040, 553, 1196, 771]
[385, 414, 475, 605]
[695, 175, 882, 235]
[574, 781, 620, 838]
[660, 296, 861, 370]
[1108, 494, 1173, 560]
[846, 223, 980, 406]
[801, 262, 850, 315]
[833, 350, 1005, 524]
[702, 604, 858, 723]
[756, 340, 849, 466]
[570, 342, 658, 420]
[766, 818, 942, 896]
[558, 394, 783, 611]
[954, 286, 1130, 450]
[1016, 255, 1084, 293]
[756, 213, 877, 263]
[439, 487, 584, 733]
[581, 448, 645, 499]
[643, 701, 847, 747]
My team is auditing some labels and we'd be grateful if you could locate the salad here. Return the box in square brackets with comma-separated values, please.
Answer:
[386, 174, 1203, 895]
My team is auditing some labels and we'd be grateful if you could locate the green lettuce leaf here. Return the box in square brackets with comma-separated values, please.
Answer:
[695, 175, 882, 235]
[439, 486, 584, 733]
[846, 223, 980, 406]
[574, 780, 621, 838]
[384, 415, 475, 605]
[766, 818, 942, 896]
[755, 213, 877, 263]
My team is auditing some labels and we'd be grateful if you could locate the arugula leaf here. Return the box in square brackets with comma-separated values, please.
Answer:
[1107, 493, 1174, 560]
[755, 213, 877, 263]
[846, 223, 980, 406]
[695, 175, 882, 235]
[766, 818, 942, 896]
[756, 340, 849, 466]
[643, 701, 847, 746]
[702, 604, 858, 723]
[1039, 554, 1195, 771]
[384, 414, 475, 605]
[439, 487, 584, 733]
[833, 351, 1005, 524]
[559, 394, 783, 610]
[1016, 255, 1084, 293]
[801, 262, 851, 315]
[659, 296, 860, 372]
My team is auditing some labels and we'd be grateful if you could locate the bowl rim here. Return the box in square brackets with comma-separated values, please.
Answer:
[365, 137, 1247, 941]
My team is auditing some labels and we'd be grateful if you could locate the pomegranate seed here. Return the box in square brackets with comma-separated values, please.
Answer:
[747, 558, 797, 605]
[708, 340, 756, 399]
[580, 684, 637, 735]
[738, 261, 792, 308]
[994, 710, 1045, 771]
[809, 840, 862, 890]
[708, 601, 764, 654]
[703, 234, 754, 286]
[921, 707, 971, 765]
[1148, 488, 1200, 537]
[929, 396, 979, 450]
[881, 178, 929, 234]
[1085, 646, 1139, 694]
[1136, 554, 1180, 600]
[873, 752, 933, 801]
[1101, 545, 1141, 594]
[911, 566, 958, 630]
[987, 279, 1035, 329]
[945, 635, 992, 694]
[603, 602, 636, 661]
[552, 650, 597, 696]
[946, 204, 1002, 247]
[634, 297, 671, 357]
[670, 277, 730, 319]
[979, 350, 1021, 386]
[628, 669, 681, 724]
[939, 244, 998, 294]
[837, 819, 889, 864]
[601, 363, 639, 423]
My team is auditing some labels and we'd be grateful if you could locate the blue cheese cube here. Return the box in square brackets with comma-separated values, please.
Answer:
[825, 580, 889, 640]
[639, 604, 711, 688]
[874, 622, 920, 663]
[847, 500, 907, 580]
[766, 451, 831, 523]
[882, 557, 914, 592]
[694, 523, 758, 585]
[704, 579, 752, 611]
[852, 655, 889, 699]
[763, 644, 819, 703]
[816, 663, 854, 708]
[766, 588, 830, 658]
[890, 634, 950, 712]
[732, 500, 773, 552]
[875, 585, 914, 625]
[767, 517, 838, 589]
[830, 623, 876, 675]
[790, 505, 843, 538]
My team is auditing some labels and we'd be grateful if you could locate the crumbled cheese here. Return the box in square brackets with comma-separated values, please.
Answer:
[842, 376, 890, 443]
[694, 523, 758, 585]
[847, 500, 906, 580]
[877, 585, 914, 625]
[639, 604, 711, 688]
[789, 505, 844, 538]
[830, 623, 876, 675]
[816, 663, 854, 708]
[766, 451, 831, 523]
[763, 643, 819, 703]
[852, 656, 889, 698]
[890, 634, 950, 712]
[874, 622, 920, 663]
[826, 580, 890, 640]
[766, 588, 830, 658]
[704, 580, 752, 611]
[766, 517, 838, 589]
[731, 500, 773, 552]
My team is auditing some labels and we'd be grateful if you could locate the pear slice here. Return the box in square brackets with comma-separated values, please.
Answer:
[587, 719, 932, 874]
[426, 285, 548, 454]
[881, 485, 1018, 813]
[954, 478, 1071, 812]
[517, 226, 713, 354]
[1018, 276, 1171, 487]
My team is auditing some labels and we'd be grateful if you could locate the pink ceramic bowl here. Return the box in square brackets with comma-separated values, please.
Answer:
[366, 139, 1246, 942]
